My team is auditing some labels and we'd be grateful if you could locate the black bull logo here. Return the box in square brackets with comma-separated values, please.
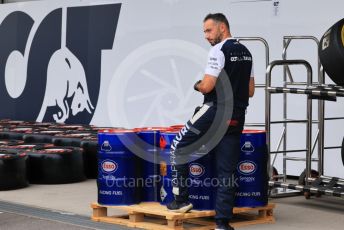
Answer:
[0, 4, 121, 124]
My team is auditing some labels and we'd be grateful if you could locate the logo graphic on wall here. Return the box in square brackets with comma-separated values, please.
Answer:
[0, 3, 121, 124]
[108, 39, 208, 128]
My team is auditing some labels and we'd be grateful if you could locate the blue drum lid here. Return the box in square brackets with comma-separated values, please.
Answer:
[98, 129, 136, 152]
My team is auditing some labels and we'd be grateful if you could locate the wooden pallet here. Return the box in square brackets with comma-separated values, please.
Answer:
[91, 202, 275, 230]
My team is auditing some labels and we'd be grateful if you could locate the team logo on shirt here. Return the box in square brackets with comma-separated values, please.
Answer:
[230, 56, 252, 62]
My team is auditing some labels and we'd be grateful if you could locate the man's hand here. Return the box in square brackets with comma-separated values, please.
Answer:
[197, 75, 217, 94]
[194, 80, 202, 91]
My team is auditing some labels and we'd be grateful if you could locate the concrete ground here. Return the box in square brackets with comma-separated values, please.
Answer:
[0, 180, 97, 217]
[1, 179, 344, 230]
[0, 212, 90, 230]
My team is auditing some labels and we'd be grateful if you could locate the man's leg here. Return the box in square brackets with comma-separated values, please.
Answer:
[215, 133, 242, 228]
[167, 104, 216, 212]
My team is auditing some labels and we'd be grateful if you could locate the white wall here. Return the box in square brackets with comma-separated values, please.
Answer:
[228, 0, 344, 178]
[0, 0, 343, 177]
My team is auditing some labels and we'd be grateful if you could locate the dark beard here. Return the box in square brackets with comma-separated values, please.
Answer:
[211, 34, 223, 46]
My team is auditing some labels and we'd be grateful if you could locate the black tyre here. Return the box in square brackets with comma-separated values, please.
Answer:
[0, 132, 10, 140]
[298, 169, 320, 185]
[23, 130, 65, 143]
[272, 167, 279, 181]
[23, 134, 54, 143]
[0, 140, 9, 146]
[80, 140, 98, 179]
[26, 146, 86, 184]
[52, 137, 80, 147]
[1, 127, 33, 140]
[52, 133, 93, 147]
[0, 120, 24, 126]
[0, 150, 28, 190]
[31, 122, 55, 128]
[0, 140, 24, 146]
[298, 169, 320, 199]
[3, 143, 53, 150]
[319, 18, 344, 86]
[58, 125, 88, 131]
[341, 137, 344, 167]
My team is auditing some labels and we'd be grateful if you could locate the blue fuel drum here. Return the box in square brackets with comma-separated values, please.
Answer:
[158, 130, 177, 205]
[188, 150, 216, 210]
[235, 130, 268, 207]
[97, 129, 141, 205]
[135, 127, 169, 202]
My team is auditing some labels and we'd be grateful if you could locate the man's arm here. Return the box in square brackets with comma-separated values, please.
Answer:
[195, 44, 224, 94]
[195, 74, 255, 96]
[195, 74, 217, 94]
[249, 77, 255, 97]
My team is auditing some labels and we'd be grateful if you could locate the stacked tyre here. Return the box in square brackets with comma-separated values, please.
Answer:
[341, 137, 344, 167]
[52, 132, 94, 147]
[3, 143, 54, 150]
[52, 132, 98, 179]
[80, 138, 98, 179]
[319, 18, 344, 86]
[25, 146, 86, 184]
[0, 150, 28, 190]
[1, 127, 34, 140]
[0, 140, 24, 147]
[23, 130, 65, 143]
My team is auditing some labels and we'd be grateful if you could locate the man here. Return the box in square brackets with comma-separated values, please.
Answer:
[167, 13, 255, 230]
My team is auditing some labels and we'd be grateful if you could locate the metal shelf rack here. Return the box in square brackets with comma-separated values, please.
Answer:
[266, 59, 344, 198]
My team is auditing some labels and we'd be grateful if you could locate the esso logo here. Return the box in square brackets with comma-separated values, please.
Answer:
[189, 163, 205, 177]
[102, 160, 118, 173]
[238, 161, 256, 175]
